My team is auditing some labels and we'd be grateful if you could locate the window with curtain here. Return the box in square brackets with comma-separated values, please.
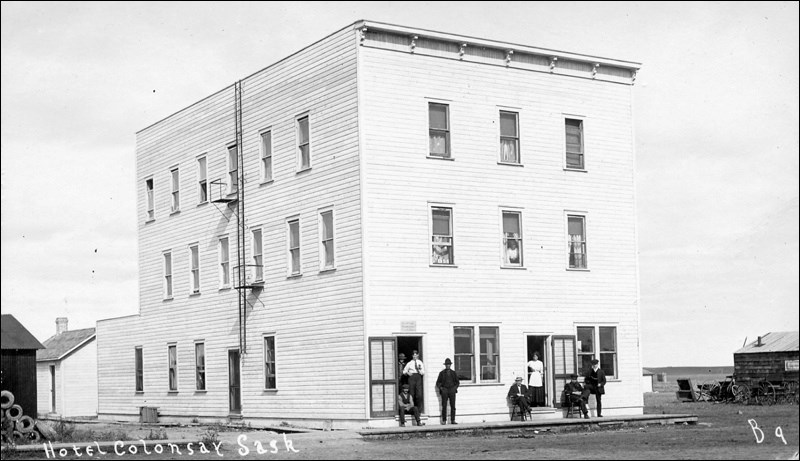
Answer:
[502, 211, 522, 266]
[500, 111, 519, 164]
[163, 251, 172, 298]
[170, 167, 180, 212]
[428, 103, 450, 158]
[320, 210, 335, 270]
[146, 178, 154, 221]
[227, 145, 238, 194]
[190, 245, 200, 294]
[168, 345, 177, 391]
[479, 327, 500, 382]
[288, 219, 301, 275]
[197, 156, 208, 203]
[252, 229, 263, 282]
[297, 116, 310, 170]
[261, 131, 273, 182]
[195, 343, 205, 391]
[219, 237, 230, 286]
[565, 118, 584, 169]
[431, 207, 453, 265]
[568, 215, 586, 269]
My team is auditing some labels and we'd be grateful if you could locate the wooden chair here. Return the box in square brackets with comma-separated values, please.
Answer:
[565, 394, 583, 418]
[509, 396, 532, 421]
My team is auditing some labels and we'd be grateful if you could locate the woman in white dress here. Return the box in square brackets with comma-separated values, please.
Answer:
[526, 352, 545, 407]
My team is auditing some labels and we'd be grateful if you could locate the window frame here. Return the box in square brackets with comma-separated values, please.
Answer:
[145, 177, 155, 222]
[197, 155, 208, 204]
[428, 102, 451, 159]
[452, 324, 501, 384]
[194, 341, 206, 391]
[260, 129, 273, 183]
[227, 144, 239, 195]
[218, 236, 231, 288]
[566, 213, 588, 270]
[286, 217, 301, 277]
[167, 344, 178, 392]
[170, 166, 180, 213]
[576, 325, 617, 378]
[318, 208, 335, 271]
[499, 110, 520, 165]
[296, 114, 311, 172]
[251, 227, 263, 282]
[500, 209, 524, 268]
[135, 346, 144, 393]
[189, 243, 200, 294]
[430, 204, 455, 266]
[564, 116, 586, 170]
[263, 334, 277, 390]
[163, 250, 173, 300]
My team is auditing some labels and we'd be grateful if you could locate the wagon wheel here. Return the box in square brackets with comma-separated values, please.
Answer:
[756, 382, 776, 405]
[732, 384, 750, 405]
[705, 381, 722, 402]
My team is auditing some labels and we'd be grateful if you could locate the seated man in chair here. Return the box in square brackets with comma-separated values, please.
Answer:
[507, 376, 531, 420]
[564, 374, 590, 419]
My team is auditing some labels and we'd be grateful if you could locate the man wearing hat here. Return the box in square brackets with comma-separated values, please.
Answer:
[397, 384, 423, 427]
[564, 374, 590, 419]
[507, 375, 531, 420]
[583, 359, 607, 417]
[435, 358, 460, 425]
[398, 353, 409, 387]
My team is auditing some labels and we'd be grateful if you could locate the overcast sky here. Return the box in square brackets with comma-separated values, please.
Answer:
[2, 1, 798, 367]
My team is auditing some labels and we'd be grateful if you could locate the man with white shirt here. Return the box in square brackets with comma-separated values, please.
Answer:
[403, 350, 425, 411]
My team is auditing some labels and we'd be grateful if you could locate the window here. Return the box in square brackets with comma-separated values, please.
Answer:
[170, 167, 180, 213]
[319, 209, 335, 270]
[219, 237, 230, 287]
[502, 211, 523, 267]
[145, 178, 154, 221]
[195, 343, 205, 391]
[428, 103, 450, 158]
[453, 326, 500, 383]
[565, 118, 584, 169]
[568, 215, 587, 269]
[297, 115, 310, 171]
[190, 244, 200, 294]
[252, 229, 263, 282]
[577, 326, 617, 378]
[197, 156, 208, 203]
[261, 130, 273, 182]
[264, 335, 276, 389]
[135, 347, 143, 392]
[227, 145, 238, 195]
[499, 111, 519, 164]
[287, 219, 301, 275]
[168, 344, 177, 391]
[163, 251, 173, 299]
[431, 207, 453, 265]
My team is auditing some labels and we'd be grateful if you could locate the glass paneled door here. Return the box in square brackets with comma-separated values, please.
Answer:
[369, 337, 397, 418]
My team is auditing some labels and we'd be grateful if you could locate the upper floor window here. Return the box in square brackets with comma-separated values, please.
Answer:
[296, 115, 311, 171]
[319, 209, 335, 270]
[453, 326, 500, 383]
[163, 251, 173, 299]
[431, 207, 454, 265]
[170, 167, 180, 213]
[168, 344, 177, 391]
[219, 237, 231, 287]
[565, 118, 584, 169]
[287, 219, 301, 276]
[428, 103, 450, 158]
[190, 244, 200, 294]
[227, 145, 238, 195]
[260, 130, 273, 182]
[502, 211, 523, 267]
[197, 156, 208, 204]
[252, 228, 263, 282]
[145, 178, 154, 221]
[577, 325, 617, 378]
[567, 215, 587, 269]
[499, 111, 520, 164]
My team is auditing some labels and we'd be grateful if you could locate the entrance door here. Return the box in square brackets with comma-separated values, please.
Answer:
[368, 337, 397, 417]
[50, 365, 56, 413]
[396, 336, 423, 413]
[551, 335, 577, 407]
[228, 349, 241, 414]
[526, 335, 549, 406]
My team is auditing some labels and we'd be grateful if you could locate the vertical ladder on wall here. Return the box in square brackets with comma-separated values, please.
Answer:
[234, 80, 247, 356]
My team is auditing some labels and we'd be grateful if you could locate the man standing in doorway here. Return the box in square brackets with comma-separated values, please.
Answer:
[403, 350, 425, 412]
[398, 353, 408, 387]
[436, 358, 459, 424]
[583, 359, 606, 417]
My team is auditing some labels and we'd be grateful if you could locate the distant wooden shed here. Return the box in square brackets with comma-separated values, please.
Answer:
[1, 314, 45, 417]
[734, 331, 799, 383]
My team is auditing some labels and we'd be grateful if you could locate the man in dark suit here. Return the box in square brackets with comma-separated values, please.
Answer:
[583, 359, 607, 417]
[507, 376, 530, 420]
[435, 358, 460, 425]
[564, 374, 590, 419]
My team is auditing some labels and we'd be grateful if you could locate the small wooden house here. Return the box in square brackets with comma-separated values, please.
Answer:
[36, 318, 97, 417]
[734, 331, 799, 383]
[1, 314, 45, 417]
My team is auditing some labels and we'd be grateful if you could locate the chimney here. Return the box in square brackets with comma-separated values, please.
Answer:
[56, 317, 69, 335]
[756, 336, 762, 347]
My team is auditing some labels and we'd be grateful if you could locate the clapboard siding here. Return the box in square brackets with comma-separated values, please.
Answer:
[98, 25, 365, 423]
[39, 339, 100, 417]
[358, 44, 642, 418]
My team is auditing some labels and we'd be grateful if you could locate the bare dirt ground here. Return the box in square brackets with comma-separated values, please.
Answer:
[5, 393, 798, 460]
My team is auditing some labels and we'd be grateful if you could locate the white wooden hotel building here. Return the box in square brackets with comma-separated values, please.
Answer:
[97, 20, 643, 428]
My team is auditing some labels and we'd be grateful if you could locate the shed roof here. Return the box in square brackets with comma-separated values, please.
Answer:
[735, 331, 799, 354]
[36, 328, 96, 362]
[1, 314, 45, 350]
[642, 368, 656, 375]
